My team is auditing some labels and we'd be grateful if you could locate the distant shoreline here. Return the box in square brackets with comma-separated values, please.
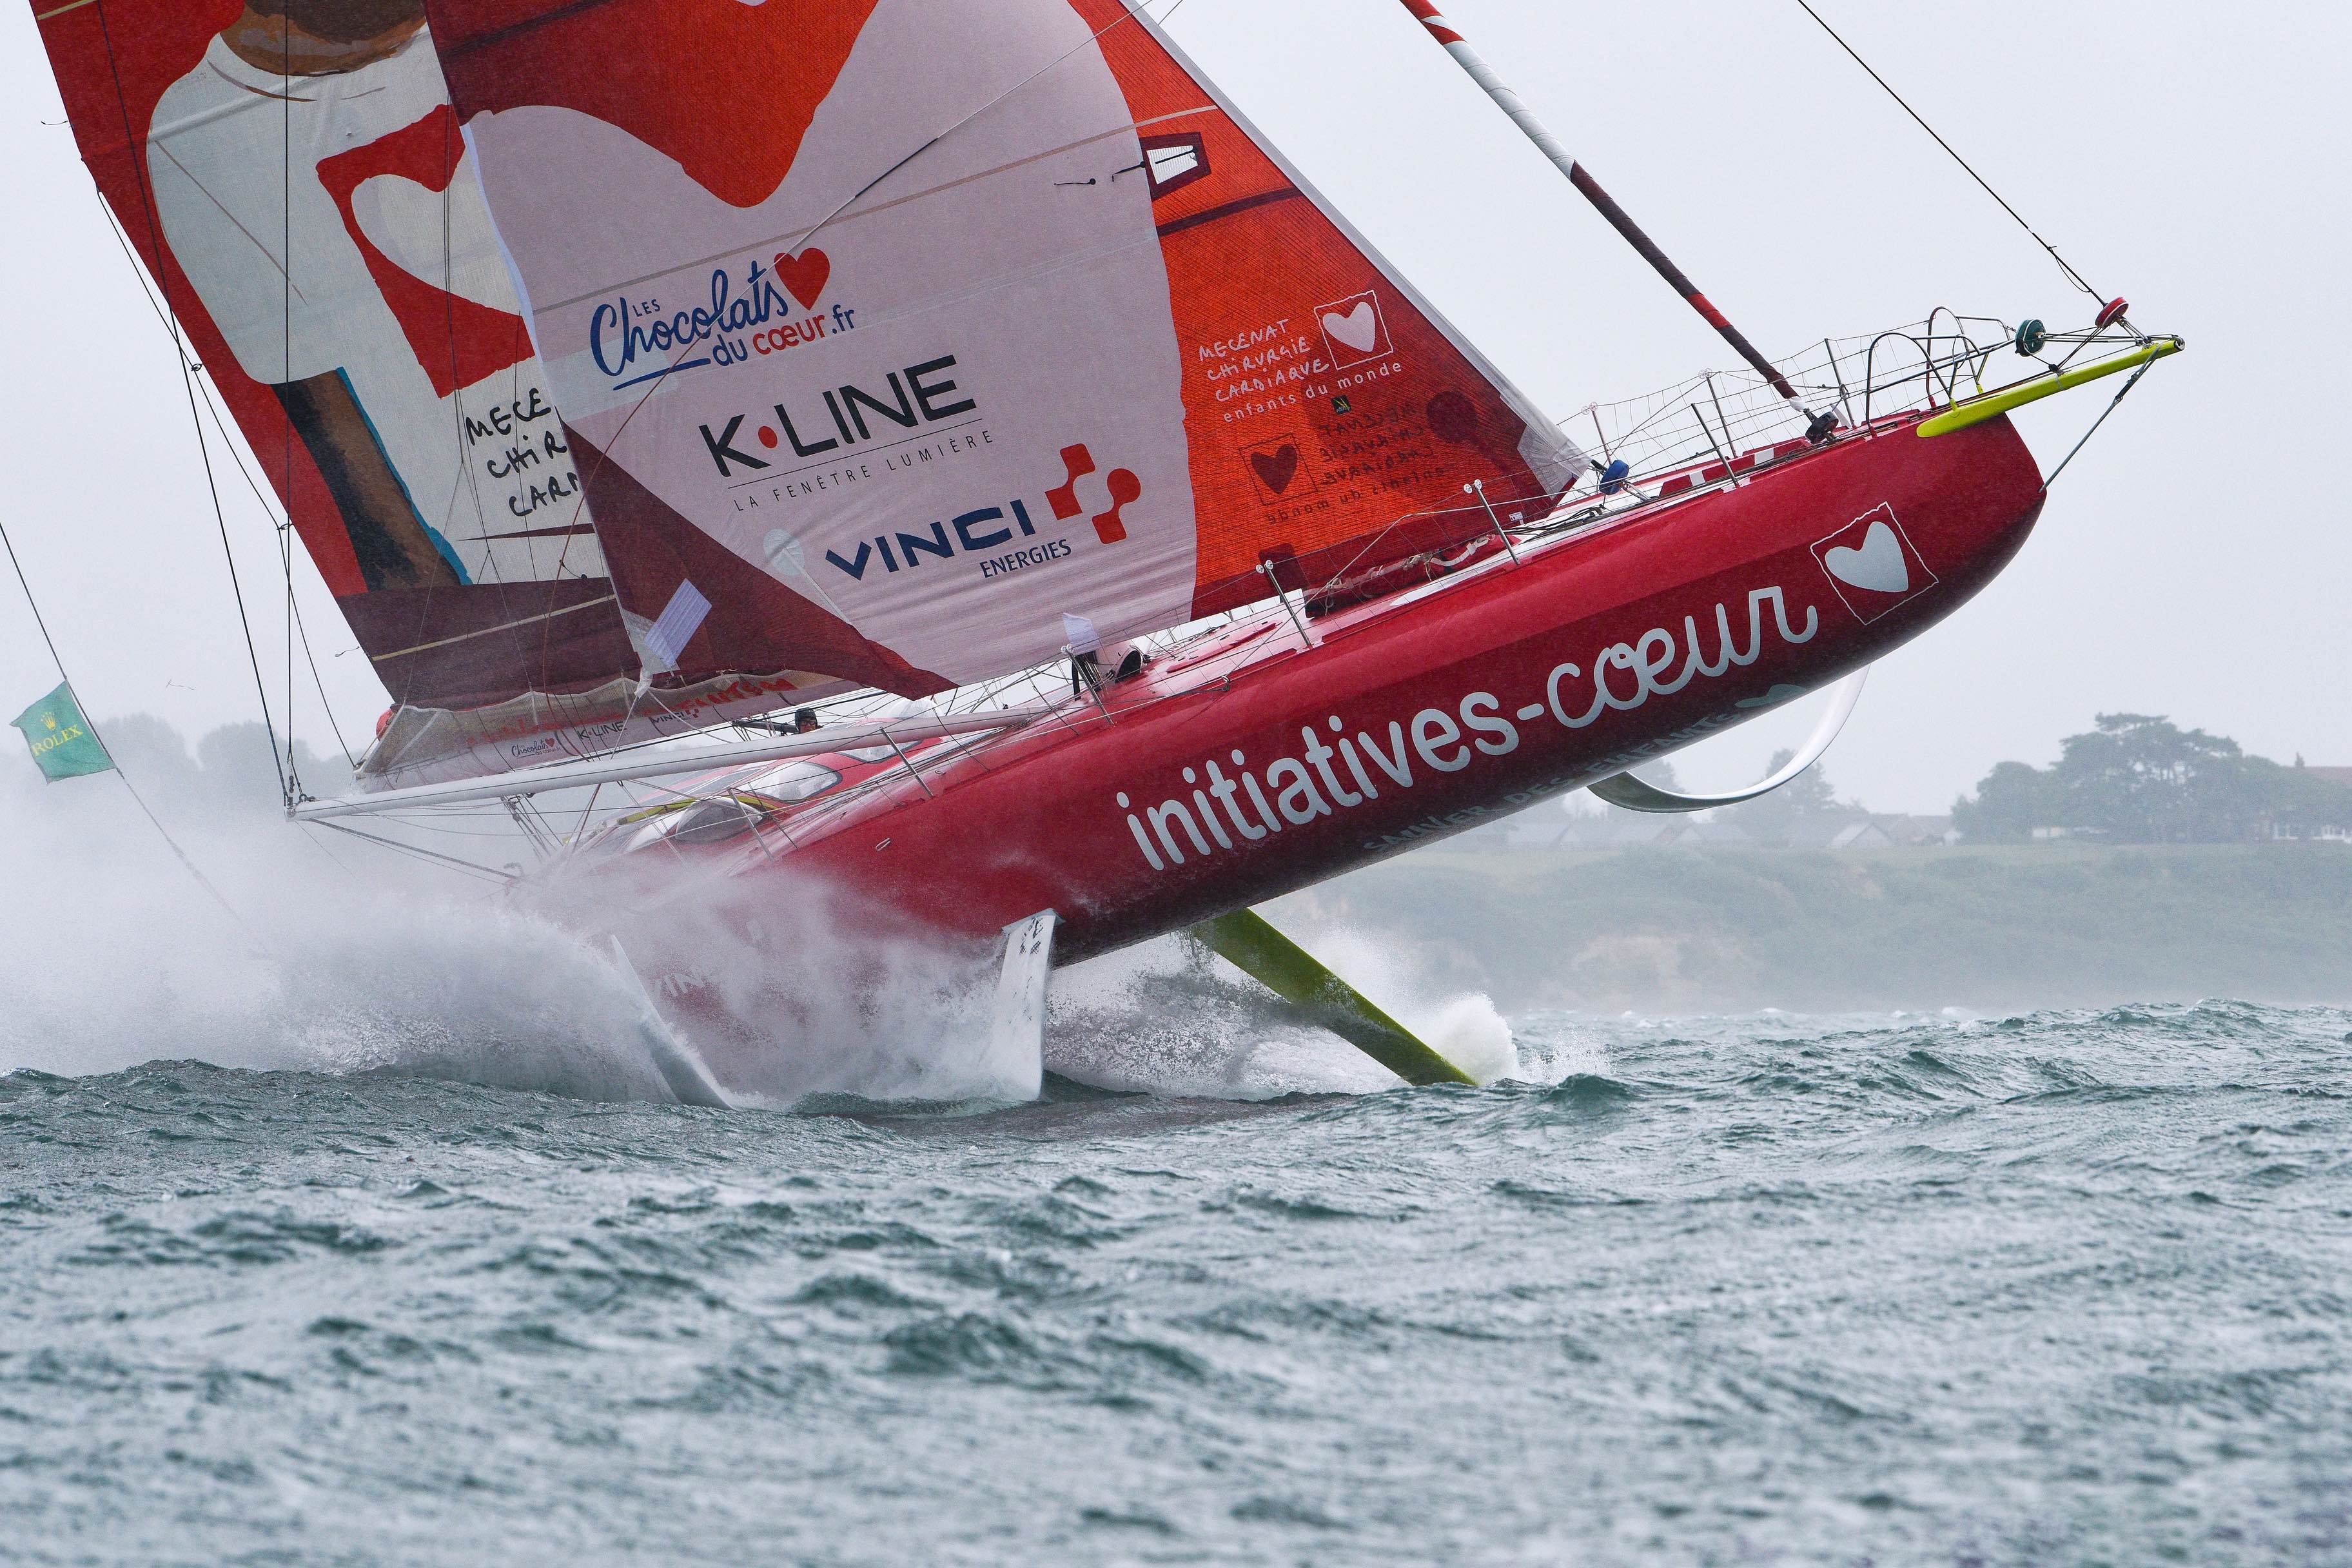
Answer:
[1269, 843, 2352, 1015]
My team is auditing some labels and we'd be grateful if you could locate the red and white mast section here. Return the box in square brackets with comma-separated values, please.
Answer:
[1399, 1, 1832, 434]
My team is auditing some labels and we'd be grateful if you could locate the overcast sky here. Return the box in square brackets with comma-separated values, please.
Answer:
[0, 0, 2341, 812]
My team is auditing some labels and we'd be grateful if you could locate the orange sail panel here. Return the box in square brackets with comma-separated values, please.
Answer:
[26, 0, 843, 788]
[426, 0, 1582, 691]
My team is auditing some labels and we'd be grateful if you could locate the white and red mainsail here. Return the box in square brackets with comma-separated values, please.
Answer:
[422, 0, 1582, 696]
[35, 0, 1580, 787]
[30, 0, 850, 788]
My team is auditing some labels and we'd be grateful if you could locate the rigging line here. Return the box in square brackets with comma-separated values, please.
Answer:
[97, 196, 292, 520]
[393, 97, 586, 720]
[0, 518, 72, 691]
[783, 0, 1197, 260]
[570, 781, 606, 845]
[90, 197, 357, 769]
[2037, 358, 2157, 495]
[291, 598, 357, 768]
[1792, 0, 2102, 300]
[297, 821, 366, 883]
[316, 820, 516, 884]
[184, 354, 308, 787]
[279, 19, 300, 798]
[181, 363, 353, 767]
[282, 468, 298, 779]
[90, 1, 288, 804]
[0, 514, 260, 941]
[114, 771, 264, 939]
[431, 92, 518, 688]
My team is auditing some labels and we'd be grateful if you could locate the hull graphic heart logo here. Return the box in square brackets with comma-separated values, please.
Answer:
[1823, 520, 1910, 594]
[1810, 504, 1938, 624]
[1322, 301, 1380, 355]
[1250, 444, 1301, 496]
[773, 248, 832, 310]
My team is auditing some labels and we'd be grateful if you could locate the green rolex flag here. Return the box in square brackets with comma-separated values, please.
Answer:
[11, 682, 113, 783]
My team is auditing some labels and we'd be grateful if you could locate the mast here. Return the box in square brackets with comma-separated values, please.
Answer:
[1398, 1, 1831, 433]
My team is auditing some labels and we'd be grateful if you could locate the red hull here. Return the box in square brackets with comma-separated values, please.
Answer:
[547, 414, 2042, 972]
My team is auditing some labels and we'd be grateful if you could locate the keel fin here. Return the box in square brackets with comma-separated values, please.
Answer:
[989, 910, 1059, 1102]
[1190, 908, 1476, 1087]
[607, 937, 732, 1110]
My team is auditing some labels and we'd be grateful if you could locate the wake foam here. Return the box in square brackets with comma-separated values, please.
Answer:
[0, 721, 1550, 1106]
[0, 822, 682, 1101]
[0, 757, 1022, 1105]
[1046, 924, 1551, 1098]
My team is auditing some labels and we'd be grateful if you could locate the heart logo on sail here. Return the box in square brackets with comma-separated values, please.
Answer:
[1822, 520, 1910, 595]
[773, 248, 832, 310]
[351, 168, 519, 314]
[1250, 444, 1301, 496]
[1321, 301, 1380, 355]
[1810, 504, 1938, 624]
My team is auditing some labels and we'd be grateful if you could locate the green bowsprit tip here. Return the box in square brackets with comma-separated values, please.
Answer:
[1190, 908, 1476, 1088]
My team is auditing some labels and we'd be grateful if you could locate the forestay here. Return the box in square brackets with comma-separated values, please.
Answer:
[425, 0, 1583, 696]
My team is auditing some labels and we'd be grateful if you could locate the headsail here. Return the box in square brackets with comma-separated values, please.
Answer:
[423, 0, 1583, 695]
[29, 0, 844, 790]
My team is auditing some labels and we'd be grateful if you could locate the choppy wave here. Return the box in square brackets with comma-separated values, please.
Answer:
[4, 997, 2348, 1563]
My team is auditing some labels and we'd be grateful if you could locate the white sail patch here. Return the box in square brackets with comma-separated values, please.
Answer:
[640, 581, 714, 674]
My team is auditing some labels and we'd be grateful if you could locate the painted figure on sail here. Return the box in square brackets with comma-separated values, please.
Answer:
[41, 0, 879, 778]
[431, 0, 1580, 695]
[101, 0, 647, 727]
[147, 0, 593, 595]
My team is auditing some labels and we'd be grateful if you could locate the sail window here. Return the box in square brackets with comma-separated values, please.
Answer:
[1141, 133, 1210, 200]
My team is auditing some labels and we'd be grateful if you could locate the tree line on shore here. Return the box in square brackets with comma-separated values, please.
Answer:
[1574, 712, 2352, 847]
[1952, 713, 2352, 843]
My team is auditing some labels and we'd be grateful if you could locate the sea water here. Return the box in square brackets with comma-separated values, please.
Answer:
[3, 978, 2347, 1565]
